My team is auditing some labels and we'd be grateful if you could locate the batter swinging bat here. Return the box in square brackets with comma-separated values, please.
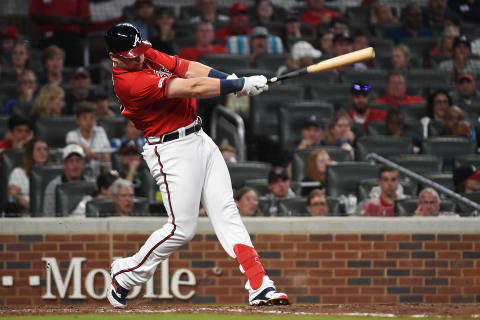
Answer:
[267, 47, 375, 84]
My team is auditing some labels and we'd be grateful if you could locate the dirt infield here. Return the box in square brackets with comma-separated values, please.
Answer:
[1, 304, 480, 318]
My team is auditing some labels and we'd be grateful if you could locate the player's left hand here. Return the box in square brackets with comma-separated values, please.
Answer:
[238, 75, 269, 97]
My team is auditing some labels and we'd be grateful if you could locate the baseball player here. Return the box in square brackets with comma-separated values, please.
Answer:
[104, 23, 289, 307]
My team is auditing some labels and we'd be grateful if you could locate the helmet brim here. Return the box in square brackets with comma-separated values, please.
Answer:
[115, 40, 152, 58]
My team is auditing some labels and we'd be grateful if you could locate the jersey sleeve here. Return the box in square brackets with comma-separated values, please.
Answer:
[144, 48, 189, 77]
[130, 72, 172, 105]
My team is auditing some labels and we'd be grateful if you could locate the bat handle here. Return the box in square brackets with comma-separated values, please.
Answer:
[267, 77, 278, 84]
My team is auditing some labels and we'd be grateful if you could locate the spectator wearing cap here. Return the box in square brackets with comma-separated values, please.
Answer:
[0, 25, 20, 67]
[226, 26, 283, 63]
[447, 0, 480, 24]
[29, 0, 90, 67]
[117, 139, 145, 195]
[219, 145, 237, 163]
[112, 179, 135, 217]
[150, 7, 177, 55]
[282, 12, 302, 51]
[450, 73, 480, 107]
[131, 0, 155, 40]
[302, 150, 336, 196]
[179, 22, 227, 62]
[421, 89, 453, 137]
[234, 187, 262, 216]
[374, 71, 425, 109]
[215, 3, 252, 44]
[384, 4, 432, 43]
[297, 115, 324, 150]
[276, 41, 321, 77]
[454, 165, 480, 193]
[31, 83, 65, 119]
[306, 189, 329, 216]
[92, 89, 114, 119]
[38, 45, 68, 88]
[189, 0, 229, 24]
[438, 35, 480, 79]
[0, 115, 33, 151]
[110, 118, 146, 151]
[347, 83, 387, 132]
[64, 67, 95, 115]
[4, 70, 38, 116]
[263, 167, 296, 216]
[427, 25, 460, 65]
[300, 0, 342, 28]
[414, 188, 441, 217]
[43, 144, 86, 216]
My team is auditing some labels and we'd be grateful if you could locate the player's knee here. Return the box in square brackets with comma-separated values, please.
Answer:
[175, 220, 198, 242]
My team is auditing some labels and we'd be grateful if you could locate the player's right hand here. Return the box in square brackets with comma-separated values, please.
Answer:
[237, 75, 268, 97]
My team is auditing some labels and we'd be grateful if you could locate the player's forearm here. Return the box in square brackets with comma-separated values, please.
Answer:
[167, 77, 244, 98]
[184, 61, 212, 79]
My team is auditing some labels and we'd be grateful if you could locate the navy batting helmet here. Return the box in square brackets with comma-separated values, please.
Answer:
[104, 23, 151, 58]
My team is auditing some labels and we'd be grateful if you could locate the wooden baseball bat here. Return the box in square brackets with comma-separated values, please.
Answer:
[267, 47, 375, 84]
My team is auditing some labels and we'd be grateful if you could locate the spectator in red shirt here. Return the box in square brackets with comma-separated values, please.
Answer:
[29, 0, 90, 67]
[215, 2, 252, 44]
[361, 166, 405, 217]
[0, 115, 33, 151]
[374, 71, 425, 109]
[300, 0, 342, 28]
[179, 22, 227, 62]
[347, 83, 387, 132]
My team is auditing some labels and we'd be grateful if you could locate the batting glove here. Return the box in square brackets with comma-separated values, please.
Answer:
[237, 75, 269, 97]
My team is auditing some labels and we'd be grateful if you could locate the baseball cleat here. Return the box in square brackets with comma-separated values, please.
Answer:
[107, 278, 129, 308]
[249, 287, 290, 306]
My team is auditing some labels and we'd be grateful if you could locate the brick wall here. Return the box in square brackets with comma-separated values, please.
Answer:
[1, 230, 480, 305]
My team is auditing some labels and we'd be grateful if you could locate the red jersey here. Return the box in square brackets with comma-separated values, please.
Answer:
[112, 48, 197, 137]
[347, 108, 387, 132]
[29, 0, 90, 34]
[374, 95, 425, 109]
[361, 196, 395, 217]
[179, 45, 227, 62]
[300, 9, 342, 28]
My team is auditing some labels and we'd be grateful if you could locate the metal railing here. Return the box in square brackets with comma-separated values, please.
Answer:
[210, 104, 247, 161]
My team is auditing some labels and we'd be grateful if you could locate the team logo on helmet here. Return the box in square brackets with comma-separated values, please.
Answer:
[133, 34, 141, 48]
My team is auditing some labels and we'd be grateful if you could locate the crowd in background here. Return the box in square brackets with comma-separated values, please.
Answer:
[1, 0, 480, 218]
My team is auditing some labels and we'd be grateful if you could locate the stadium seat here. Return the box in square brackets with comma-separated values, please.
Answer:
[254, 53, 289, 73]
[357, 178, 418, 202]
[55, 181, 96, 217]
[421, 173, 454, 191]
[308, 82, 351, 102]
[34, 117, 77, 149]
[136, 169, 158, 203]
[0, 116, 8, 139]
[370, 38, 394, 55]
[454, 154, 480, 170]
[406, 69, 451, 88]
[398, 103, 427, 121]
[148, 202, 168, 217]
[395, 197, 456, 216]
[279, 101, 334, 152]
[227, 161, 271, 190]
[11, 102, 33, 118]
[85, 197, 150, 217]
[231, 68, 275, 80]
[245, 179, 270, 197]
[341, 69, 388, 88]
[355, 135, 413, 161]
[366, 120, 422, 137]
[345, 6, 370, 25]
[326, 162, 380, 197]
[421, 137, 477, 171]
[403, 37, 439, 57]
[427, 120, 444, 137]
[369, 102, 393, 112]
[1, 149, 24, 206]
[389, 154, 443, 175]
[198, 54, 249, 74]
[456, 192, 480, 216]
[29, 165, 64, 217]
[98, 117, 126, 140]
[278, 197, 308, 216]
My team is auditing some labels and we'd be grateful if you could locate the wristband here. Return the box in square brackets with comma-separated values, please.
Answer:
[208, 68, 229, 79]
[220, 78, 245, 95]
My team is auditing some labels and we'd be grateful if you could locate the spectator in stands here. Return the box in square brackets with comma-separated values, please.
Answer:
[43, 144, 86, 216]
[450, 73, 480, 108]
[38, 45, 67, 87]
[306, 189, 329, 216]
[352, 30, 370, 51]
[442, 105, 474, 139]
[253, 0, 275, 26]
[66, 102, 111, 178]
[374, 71, 425, 109]
[422, 0, 457, 30]
[64, 67, 95, 115]
[112, 179, 135, 217]
[219, 145, 237, 163]
[438, 35, 480, 79]
[323, 111, 355, 153]
[384, 4, 432, 43]
[0, 25, 20, 67]
[70, 170, 119, 217]
[421, 89, 452, 137]
[31, 84, 65, 119]
[7, 139, 49, 215]
[370, 2, 398, 26]
[347, 83, 387, 131]
[302, 150, 336, 196]
[189, 0, 229, 24]
[110, 118, 146, 151]
[385, 109, 422, 146]
[333, 33, 366, 70]
[29, 0, 90, 67]
[179, 22, 227, 62]
[300, 0, 342, 28]
[150, 7, 177, 55]
[282, 13, 302, 51]
[264, 167, 296, 216]
[297, 115, 324, 150]
[3, 41, 31, 82]
[454, 165, 480, 193]
[392, 44, 411, 70]
[4, 70, 38, 116]
[216, 2, 252, 44]
[447, 0, 480, 24]
[92, 89, 114, 119]
[427, 25, 460, 65]
[361, 166, 406, 217]
[248, 27, 269, 67]
[315, 31, 334, 55]
[330, 17, 350, 36]
[131, 0, 155, 40]
[277, 41, 321, 77]
[0, 115, 33, 151]
[414, 188, 441, 216]
[235, 187, 262, 216]
[117, 140, 145, 193]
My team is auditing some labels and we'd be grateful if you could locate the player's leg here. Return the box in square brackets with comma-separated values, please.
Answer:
[108, 139, 203, 307]
[200, 132, 289, 306]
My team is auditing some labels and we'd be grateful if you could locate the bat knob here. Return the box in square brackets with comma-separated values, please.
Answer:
[267, 77, 277, 84]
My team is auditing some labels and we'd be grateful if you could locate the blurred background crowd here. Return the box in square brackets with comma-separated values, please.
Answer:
[1, 0, 480, 218]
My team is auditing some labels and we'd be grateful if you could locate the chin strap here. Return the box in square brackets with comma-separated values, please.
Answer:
[234, 244, 265, 290]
